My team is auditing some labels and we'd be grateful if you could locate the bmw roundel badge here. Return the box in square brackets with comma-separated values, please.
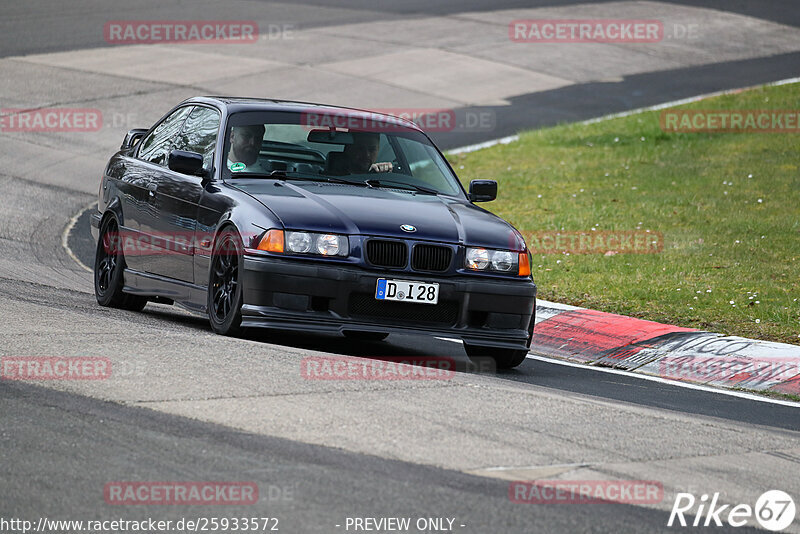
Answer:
[400, 224, 416, 233]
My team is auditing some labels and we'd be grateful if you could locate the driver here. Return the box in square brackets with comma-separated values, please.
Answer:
[227, 124, 266, 171]
[330, 131, 393, 174]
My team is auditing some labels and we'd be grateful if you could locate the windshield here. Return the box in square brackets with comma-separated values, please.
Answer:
[222, 110, 464, 196]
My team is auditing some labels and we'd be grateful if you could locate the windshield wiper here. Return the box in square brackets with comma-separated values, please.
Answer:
[364, 178, 438, 195]
[232, 170, 364, 186]
[284, 174, 366, 186]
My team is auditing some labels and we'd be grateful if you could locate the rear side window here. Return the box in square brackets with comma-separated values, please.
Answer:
[138, 106, 193, 166]
[173, 106, 220, 171]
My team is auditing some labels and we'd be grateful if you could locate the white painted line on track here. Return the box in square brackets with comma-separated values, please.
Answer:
[581, 76, 800, 125]
[435, 337, 799, 407]
[536, 299, 581, 312]
[62, 201, 95, 273]
[528, 354, 800, 408]
[447, 77, 800, 155]
[446, 135, 519, 155]
[478, 461, 599, 472]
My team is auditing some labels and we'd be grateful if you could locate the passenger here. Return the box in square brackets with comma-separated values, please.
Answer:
[329, 131, 392, 174]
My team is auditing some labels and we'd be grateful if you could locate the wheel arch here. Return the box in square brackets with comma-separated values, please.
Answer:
[214, 206, 278, 251]
[211, 217, 245, 253]
[99, 197, 124, 229]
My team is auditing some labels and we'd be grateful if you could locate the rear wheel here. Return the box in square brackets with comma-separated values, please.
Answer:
[94, 216, 147, 311]
[464, 343, 528, 370]
[208, 228, 244, 335]
[343, 331, 389, 342]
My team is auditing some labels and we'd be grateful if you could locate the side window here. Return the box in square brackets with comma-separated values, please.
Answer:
[138, 106, 193, 166]
[173, 106, 221, 171]
[395, 136, 458, 195]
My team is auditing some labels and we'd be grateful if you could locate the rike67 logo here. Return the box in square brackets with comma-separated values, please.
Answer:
[668, 490, 795, 531]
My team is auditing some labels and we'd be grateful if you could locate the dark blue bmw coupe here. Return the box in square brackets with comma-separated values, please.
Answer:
[92, 97, 536, 368]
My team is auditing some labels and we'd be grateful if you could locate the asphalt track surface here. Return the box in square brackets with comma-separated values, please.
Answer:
[2, 0, 798, 58]
[1, 1, 799, 533]
[3, 1, 800, 149]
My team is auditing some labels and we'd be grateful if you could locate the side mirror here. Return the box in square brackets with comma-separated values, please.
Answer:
[468, 180, 497, 202]
[121, 128, 148, 150]
[168, 149, 205, 176]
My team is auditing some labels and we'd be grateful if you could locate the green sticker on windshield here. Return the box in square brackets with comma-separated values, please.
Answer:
[230, 162, 246, 172]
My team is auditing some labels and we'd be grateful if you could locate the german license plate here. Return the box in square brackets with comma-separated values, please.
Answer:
[375, 279, 439, 305]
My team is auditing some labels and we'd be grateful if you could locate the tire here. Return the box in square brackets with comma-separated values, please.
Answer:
[463, 343, 528, 370]
[343, 331, 389, 342]
[208, 228, 244, 336]
[94, 215, 147, 311]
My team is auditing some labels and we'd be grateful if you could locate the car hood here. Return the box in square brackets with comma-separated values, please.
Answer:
[235, 180, 525, 250]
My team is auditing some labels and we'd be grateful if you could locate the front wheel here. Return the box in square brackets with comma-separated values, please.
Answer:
[94, 216, 147, 311]
[464, 343, 528, 370]
[208, 228, 244, 336]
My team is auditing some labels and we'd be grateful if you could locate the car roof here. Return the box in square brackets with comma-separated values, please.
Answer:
[184, 96, 423, 132]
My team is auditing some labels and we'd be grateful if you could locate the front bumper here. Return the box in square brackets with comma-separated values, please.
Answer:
[242, 255, 536, 350]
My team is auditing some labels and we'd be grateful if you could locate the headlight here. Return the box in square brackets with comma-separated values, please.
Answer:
[466, 248, 490, 270]
[257, 230, 348, 257]
[466, 247, 522, 274]
[491, 250, 515, 272]
[286, 232, 312, 253]
[316, 234, 344, 256]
